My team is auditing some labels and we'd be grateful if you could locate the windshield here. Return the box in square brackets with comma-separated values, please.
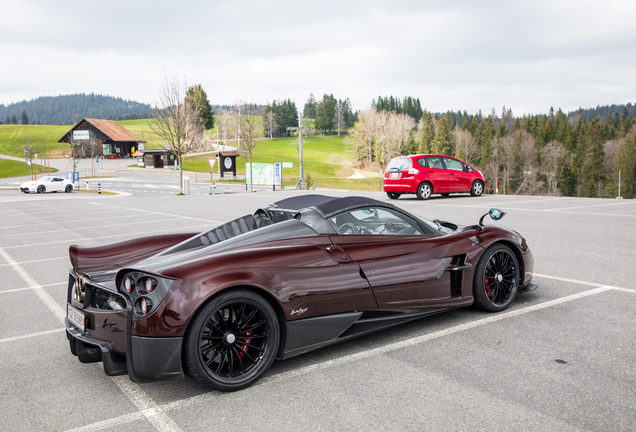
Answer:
[386, 158, 412, 172]
[39, 176, 53, 182]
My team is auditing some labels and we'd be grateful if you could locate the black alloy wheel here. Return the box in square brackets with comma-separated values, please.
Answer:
[386, 192, 401, 200]
[470, 180, 483, 196]
[37, 185, 45, 193]
[184, 289, 279, 391]
[65, 184, 73, 193]
[416, 182, 432, 200]
[473, 244, 519, 312]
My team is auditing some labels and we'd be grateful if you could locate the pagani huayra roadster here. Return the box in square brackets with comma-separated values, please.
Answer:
[66, 195, 537, 391]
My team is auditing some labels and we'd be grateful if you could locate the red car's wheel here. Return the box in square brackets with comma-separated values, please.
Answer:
[470, 180, 484, 196]
[183, 289, 279, 391]
[416, 182, 432, 200]
[472, 244, 519, 312]
[386, 192, 401, 200]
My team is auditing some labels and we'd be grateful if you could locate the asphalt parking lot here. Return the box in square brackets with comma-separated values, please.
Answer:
[0, 190, 635, 431]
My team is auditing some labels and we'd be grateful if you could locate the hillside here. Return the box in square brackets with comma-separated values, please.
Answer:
[0, 94, 151, 126]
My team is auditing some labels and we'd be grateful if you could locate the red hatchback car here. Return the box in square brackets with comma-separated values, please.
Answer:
[383, 154, 485, 200]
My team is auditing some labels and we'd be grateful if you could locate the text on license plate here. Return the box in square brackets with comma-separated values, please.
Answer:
[67, 304, 85, 332]
[390, 172, 399, 179]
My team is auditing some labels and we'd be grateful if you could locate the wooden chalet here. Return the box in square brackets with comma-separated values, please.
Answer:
[58, 118, 145, 158]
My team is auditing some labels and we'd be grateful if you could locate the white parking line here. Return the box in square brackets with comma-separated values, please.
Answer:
[0, 281, 66, 294]
[67, 282, 619, 432]
[3, 212, 139, 229]
[0, 256, 68, 267]
[1, 224, 211, 249]
[1, 217, 190, 237]
[0, 244, 185, 432]
[0, 328, 64, 343]
[89, 202, 223, 224]
[543, 200, 636, 212]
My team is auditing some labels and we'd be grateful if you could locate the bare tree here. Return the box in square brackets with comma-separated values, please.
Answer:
[87, 131, 102, 176]
[334, 101, 344, 136]
[264, 110, 277, 139]
[453, 127, 480, 167]
[236, 105, 262, 192]
[541, 140, 567, 196]
[149, 75, 204, 194]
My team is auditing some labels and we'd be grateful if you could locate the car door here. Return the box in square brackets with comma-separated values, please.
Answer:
[421, 156, 450, 193]
[442, 157, 472, 192]
[51, 177, 65, 192]
[328, 206, 471, 308]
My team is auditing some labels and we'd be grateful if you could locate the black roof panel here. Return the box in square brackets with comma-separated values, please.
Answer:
[271, 194, 389, 217]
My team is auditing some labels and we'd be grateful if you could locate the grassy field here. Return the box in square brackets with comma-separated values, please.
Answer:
[182, 134, 382, 191]
[0, 159, 59, 178]
[0, 119, 379, 191]
[0, 124, 71, 158]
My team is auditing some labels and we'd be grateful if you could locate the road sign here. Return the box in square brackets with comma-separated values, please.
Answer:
[208, 158, 217, 170]
[282, 162, 294, 169]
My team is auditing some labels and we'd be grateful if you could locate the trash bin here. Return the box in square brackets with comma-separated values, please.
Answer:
[182, 176, 190, 195]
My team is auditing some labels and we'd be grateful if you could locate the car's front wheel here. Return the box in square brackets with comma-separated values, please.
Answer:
[37, 185, 45, 193]
[386, 192, 401, 200]
[65, 185, 73, 193]
[473, 244, 519, 312]
[470, 180, 483, 196]
[183, 289, 279, 391]
[416, 182, 432, 200]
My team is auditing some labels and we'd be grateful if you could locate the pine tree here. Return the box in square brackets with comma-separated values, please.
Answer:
[11, 114, 18, 124]
[431, 114, 452, 155]
[303, 94, 317, 119]
[418, 112, 435, 154]
[315, 94, 336, 134]
[185, 84, 214, 130]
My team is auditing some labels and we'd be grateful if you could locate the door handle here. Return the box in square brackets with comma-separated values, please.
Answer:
[325, 245, 350, 261]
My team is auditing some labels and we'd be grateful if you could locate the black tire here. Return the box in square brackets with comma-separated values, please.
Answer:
[37, 185, 45, 194]
[416, 182, 432, 200]
[65, 184, 73, 193]
[441, 193, 450, 197]
[386, 192, 401, 200]
[470, 180, 483, 197]
[472, 244, 519, 312]
[183, 289, 279, 391]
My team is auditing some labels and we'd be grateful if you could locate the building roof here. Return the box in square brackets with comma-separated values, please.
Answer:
[58, 118, 143, 143]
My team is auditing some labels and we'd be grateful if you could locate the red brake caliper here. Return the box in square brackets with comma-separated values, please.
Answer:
[237, 330, 252, 359]
[485, 278, 492, 299]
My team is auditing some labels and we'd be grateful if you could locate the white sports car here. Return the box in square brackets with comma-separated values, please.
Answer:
[20, 176, 74, 193]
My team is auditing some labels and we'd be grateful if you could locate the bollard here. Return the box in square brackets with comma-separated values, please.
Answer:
[98, 182, 101, 194]
[85, 180, 89, 190]
[210, 182, 216, 195]
[182, 176, 190, 195]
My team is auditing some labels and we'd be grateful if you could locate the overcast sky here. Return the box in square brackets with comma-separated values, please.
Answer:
[1, 0, 635, 115]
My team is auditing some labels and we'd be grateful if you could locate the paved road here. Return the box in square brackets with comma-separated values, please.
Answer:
[0, 154, 277, 195]
[0, 191, 635, 431]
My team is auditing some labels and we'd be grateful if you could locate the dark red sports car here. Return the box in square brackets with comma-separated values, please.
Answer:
[65, 195, 537, 391]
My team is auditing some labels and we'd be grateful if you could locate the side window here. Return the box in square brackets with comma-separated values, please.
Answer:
[442, 157, 464, 171]
[426, 156, 444, 170]
[416, 158, 428, 168]
[329, 207, 423, 236]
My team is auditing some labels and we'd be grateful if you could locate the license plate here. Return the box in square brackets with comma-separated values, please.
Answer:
[390, 172, 399, 179]
[67, 304, 86, 332]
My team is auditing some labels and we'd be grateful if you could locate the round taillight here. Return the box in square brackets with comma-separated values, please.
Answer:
[141, 298, 148, 314]
[145, 278, 153, 293]
[124, 277, 132, 292]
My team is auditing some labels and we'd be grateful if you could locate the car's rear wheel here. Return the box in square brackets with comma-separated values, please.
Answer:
[37, 185, 45, 193]
[183, 289, 279, 391]
[386, 192, 401, 200]
[473, 244, 519, 312]
[65, 184, 73, 193]
[470, 180, 483, 196]
[416, 182, 432, 200]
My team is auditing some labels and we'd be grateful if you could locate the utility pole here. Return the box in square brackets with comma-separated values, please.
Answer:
[286, 111, 313, 189]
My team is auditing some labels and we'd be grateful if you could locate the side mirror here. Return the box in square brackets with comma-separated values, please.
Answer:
[479, 208, 506, 226]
